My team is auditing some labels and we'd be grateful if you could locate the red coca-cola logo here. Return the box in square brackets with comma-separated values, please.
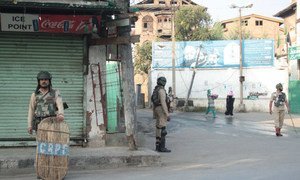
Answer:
[41, 20, 75, 29]
[38, 15, 101, 34]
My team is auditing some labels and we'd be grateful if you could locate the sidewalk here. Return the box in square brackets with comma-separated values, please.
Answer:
[1, 109, 300, 176]
[0, 146, 161, 175]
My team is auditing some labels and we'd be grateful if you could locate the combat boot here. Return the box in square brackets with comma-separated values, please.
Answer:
[155, 142, 160, 151]
[276, 128, 283, 136]
[159, 136, 171, 153]
[277, 128, 283, 136]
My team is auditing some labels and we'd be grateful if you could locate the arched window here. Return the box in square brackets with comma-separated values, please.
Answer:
[142, 15, 153, 32]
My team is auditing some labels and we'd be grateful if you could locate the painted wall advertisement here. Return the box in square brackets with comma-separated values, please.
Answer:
[0, 13, 101, 34]
[152, 39, 274, 68]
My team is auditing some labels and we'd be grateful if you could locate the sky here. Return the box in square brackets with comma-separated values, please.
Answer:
[194, 0, 292, 22]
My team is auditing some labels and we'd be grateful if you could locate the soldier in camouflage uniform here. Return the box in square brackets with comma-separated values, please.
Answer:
[27, 71, 64, 134]
[152, 76, 171, 153]
[269, 83, 290, 137]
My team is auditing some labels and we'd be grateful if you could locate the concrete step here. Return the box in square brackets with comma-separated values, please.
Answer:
[0, 147, 161, 175]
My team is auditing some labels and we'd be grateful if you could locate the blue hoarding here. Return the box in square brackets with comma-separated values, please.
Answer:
[152, 39, 274, 69]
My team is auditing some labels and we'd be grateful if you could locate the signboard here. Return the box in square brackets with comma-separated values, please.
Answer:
[288, 45, 300, 60]
[152, 39, 274, 69]
[243, 40, 274, 66]
[38, 142, 69, 156]
[1, 13, 101, 34]
[39, 15, 101, 34]
[0, 13, 38, 32]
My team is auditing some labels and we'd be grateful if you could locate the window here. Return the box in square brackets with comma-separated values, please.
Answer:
[142, 15, 153, 32]
[255, 20, 263, 26]
[143, 23, 148, 28]
[242, 20, 248, 26]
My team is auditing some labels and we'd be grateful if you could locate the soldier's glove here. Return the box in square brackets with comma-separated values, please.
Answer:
[28, 127, 33, 134]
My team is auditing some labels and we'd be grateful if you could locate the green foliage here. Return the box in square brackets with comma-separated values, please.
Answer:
[209, 22, 224, 40]
[134, 41, 152, 74]
[175, 6, 223, 41]
[277, 34, 281, 48]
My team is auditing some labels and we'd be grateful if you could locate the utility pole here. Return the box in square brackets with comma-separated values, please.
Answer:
[230, 3, 253, 112]
[171, 0, 176, 97]
[184, 45, 202, 110]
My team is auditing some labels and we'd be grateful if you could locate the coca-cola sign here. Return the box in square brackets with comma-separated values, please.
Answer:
[39, 15, 101, 34]
[0, 13, 101, 34]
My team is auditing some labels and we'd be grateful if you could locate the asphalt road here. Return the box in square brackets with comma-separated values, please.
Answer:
[3, 109, 300, 180]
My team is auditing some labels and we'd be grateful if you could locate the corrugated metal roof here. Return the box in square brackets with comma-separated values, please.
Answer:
[221, 14, 284, 25]
[0, 0, 121, 12]
[273, 2, 296, 18]
[136, 0, 198, 6]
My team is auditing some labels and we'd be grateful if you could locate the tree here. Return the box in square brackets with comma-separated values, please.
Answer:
[175, 5, 223, 41]
[134, 41, 152, 74]
[209, 22, 224, 40]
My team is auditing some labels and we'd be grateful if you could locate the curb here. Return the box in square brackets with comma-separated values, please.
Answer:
[0, 147, 161, 175]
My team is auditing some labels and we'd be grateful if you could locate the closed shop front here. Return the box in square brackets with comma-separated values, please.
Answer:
[0, 32, 85, 146]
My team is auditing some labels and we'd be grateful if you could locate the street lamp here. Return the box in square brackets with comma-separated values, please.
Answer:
[171, 0, 176, 98]
[153, 1, 176, 107]
[230, 3, 253, 112]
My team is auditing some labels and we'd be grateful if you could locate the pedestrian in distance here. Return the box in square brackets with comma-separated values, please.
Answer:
[27, 71, 65, 134]
[167, 86, 174, 113]
[225, 91, 235, 116]
[269, 83, 290, 137]
[151, 76, 171, 152]
[206, 89, 218, 118]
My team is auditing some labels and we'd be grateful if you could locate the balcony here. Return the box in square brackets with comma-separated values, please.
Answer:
[157, 29, 171, 37]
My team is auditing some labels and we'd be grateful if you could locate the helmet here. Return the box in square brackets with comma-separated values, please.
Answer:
[276, 83, 283, 90]
[37, 71, 52, 80]
[157, 77, 167, 86]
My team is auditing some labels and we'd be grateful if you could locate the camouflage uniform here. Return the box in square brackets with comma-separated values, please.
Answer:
[27, 71, 64, 132]
[27, 89, 64, 131]
[269, 83, 289, 136]
[152, 77, 171, 152]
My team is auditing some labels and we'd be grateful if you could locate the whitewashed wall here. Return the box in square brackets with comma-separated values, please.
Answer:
[87, 45, 106, 147]
[151, 66, 289, 112]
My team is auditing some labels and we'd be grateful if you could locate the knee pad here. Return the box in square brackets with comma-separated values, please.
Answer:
[161, 127, 167, 136]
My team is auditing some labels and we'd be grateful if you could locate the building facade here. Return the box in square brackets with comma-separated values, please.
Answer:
[132, 0, 199, 43]
[132, 0, 201, 104]
[274, 0, 300, 114]
[221, 14, 285, 56]
[0, 0, 138, 148]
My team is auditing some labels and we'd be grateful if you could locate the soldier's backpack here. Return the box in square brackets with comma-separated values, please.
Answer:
[151, 86, 162, 106]
[274, 92, 286, 107]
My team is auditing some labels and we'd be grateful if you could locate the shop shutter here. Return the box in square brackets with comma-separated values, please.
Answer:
[0, 33, 84, 146]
